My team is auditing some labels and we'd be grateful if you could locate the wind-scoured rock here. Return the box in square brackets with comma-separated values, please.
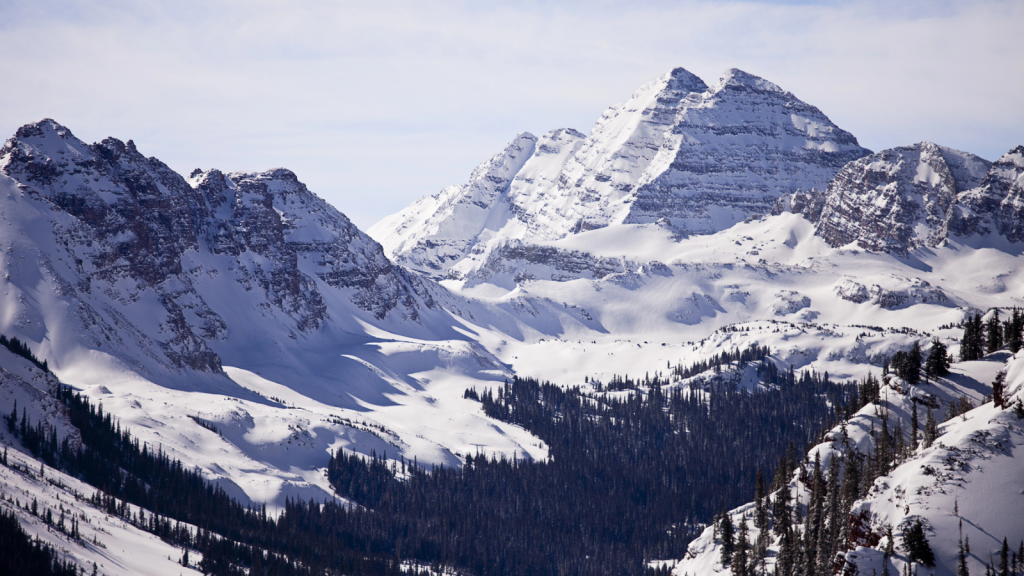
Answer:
[813, 142, 990, 253]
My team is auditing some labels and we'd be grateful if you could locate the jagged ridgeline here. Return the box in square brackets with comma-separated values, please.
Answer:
[327, 346, 858, 576]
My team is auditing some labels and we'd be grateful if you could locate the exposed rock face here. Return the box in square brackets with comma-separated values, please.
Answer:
[462, 240, 642, 289]
[2, 121, 207, 287]
[813, 142, 990, 253]
[833, 276, 947, 309]
[623, 69, 869, 232]
[942, 146, 1024, 242]
[371, 67, 871, 281]
[0, 119, 435, 372]
[770, 290, 811, 316]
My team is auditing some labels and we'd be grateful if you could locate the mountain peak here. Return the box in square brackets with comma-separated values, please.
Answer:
[663, 67, 708, 95]
[997, 145, 1024, 167]
[715, 68, 784, 93]
[12, 118, 75, 142]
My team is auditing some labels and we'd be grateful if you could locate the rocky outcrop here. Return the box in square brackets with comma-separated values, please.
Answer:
[942, 146, 1024, 242]
[833, 276, 948, 309]
[813, 142, 990, 253]
[809, 142, 1024, 253]
[0, 119, 437, 372]
[623, 69, 870, 233]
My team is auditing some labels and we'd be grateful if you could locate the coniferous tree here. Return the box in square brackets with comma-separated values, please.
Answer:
[720, 506, 735, 566]
[733, 518, 750, 576]
[993, 371, 1007, 409]
[1006, 308, 1023, 353]
[958, 523, 970, 576]
[773, 486, 792, 538]
[988, 310, 1004, 354]
[925, 339, 951, 379]
[962, 314, 985, 361]
[910, 402, 919, 452]
[903, 520, 936, 567]
[777, 527, 797, 576]
[999, 538, 1010, 576]
[907, 341, 923, 385]
[877, 416, 893, 476]
[820, 455, 841, 576]
[754, 469, 768, 530]
[923, 408, 938, 448]
[806, 454, 824, 564]
[841, 451, 861, 536]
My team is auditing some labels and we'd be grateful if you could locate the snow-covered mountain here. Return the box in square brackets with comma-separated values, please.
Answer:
[0, 119, 567, 510]
[1, 66, 1023, 575]
[812, 142, 990, 254]
[370, 67, 871, 280]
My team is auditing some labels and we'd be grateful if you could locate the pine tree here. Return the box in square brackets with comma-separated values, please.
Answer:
[962, 314, 985, 361]
[721, 505, 735, 566]
[1018, 541, 1023, 575]
[777, 527, 797, 576]
[733, 518, 750, 576]
[820, 455, 841, 576]
[925, 339, 951, 378]
[773, 485, 792, 538]
[924, 408, 938, 448]
[878, 416, 892, 476]
[754, 469, 768, 530]
[961, 318, 974, 362]
[1006, 308, 1023, 353]
[999, 538, 1009, 576]
[907, 341, 923, 385]
[910, 402, 919, 452]
[993, 371, 1007, 409]
[957, 521, 970, 576]
[988, 310, 1004, 354]
[903, 520, 936, 567]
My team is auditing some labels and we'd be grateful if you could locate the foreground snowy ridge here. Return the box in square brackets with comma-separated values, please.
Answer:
[674, 351, 1024, 576]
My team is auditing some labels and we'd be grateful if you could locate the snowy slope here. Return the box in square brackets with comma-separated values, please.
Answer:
[673, 351, 1024, 576]
[0, 443, 206, 576]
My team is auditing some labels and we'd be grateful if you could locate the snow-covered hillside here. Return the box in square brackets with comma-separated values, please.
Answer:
[673, 350, 1024, 576]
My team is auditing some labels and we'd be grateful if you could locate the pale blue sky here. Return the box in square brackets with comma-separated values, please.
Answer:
[1, 0, 1021, 228]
